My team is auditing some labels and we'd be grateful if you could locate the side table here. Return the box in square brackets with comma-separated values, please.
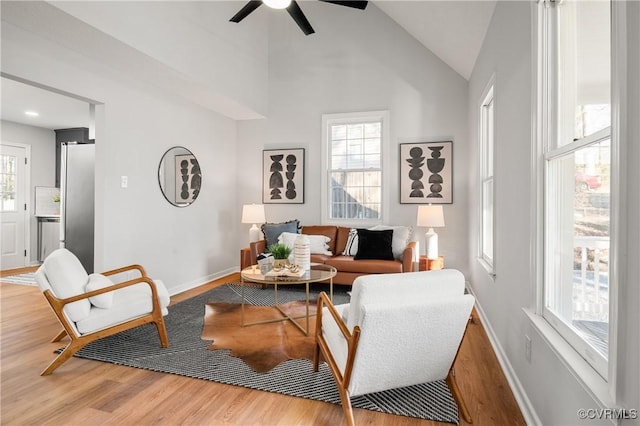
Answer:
[419, 255, 444, 271]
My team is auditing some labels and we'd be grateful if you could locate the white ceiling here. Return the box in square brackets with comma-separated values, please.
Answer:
[0, 77, 91, 131]
[0, 1, 496, 131]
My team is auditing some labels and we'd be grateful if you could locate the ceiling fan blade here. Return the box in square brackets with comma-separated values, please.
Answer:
[230, 1, 263, 23]
[318, 0, 368, 10]
[286, 1, 315, 35]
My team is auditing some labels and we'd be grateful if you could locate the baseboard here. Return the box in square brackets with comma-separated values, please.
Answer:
[466, 284, 542, 426]
[169, 266, 238, 296]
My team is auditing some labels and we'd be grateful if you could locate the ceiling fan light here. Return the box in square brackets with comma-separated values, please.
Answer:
[263, 0, 291, 9]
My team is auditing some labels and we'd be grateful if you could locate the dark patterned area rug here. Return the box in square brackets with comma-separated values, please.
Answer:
[73, 283, 459, 424]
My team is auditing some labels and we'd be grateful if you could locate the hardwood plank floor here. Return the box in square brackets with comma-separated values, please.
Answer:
[1, 272, 525, 425]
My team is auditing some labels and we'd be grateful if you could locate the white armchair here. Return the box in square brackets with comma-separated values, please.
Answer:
[314, 269, 475, 425]
[34, 248, 170, 375]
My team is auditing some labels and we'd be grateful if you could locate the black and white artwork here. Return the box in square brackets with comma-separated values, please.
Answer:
[175, 154, 201, 204]
[400, 141, 453, 204]
[263, 148, 305, 204]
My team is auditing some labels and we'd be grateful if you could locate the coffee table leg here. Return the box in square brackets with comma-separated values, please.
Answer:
[330, 277, 334, 302]
[305, 281, 310, 335]
[241, 276, 245, 327]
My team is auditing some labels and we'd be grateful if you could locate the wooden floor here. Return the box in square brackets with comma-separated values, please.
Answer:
[0, 270, 525, 426]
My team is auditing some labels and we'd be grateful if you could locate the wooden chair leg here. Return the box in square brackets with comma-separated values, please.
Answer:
[313, 343, 321, 371]
[154, 318, 169, 348]
[41, 340, 84, 376]
[51, 329, 68, 342]
[338, 386, 355, 426]
[447, 368, 472, 424]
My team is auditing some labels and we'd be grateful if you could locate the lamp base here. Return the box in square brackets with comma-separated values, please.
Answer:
[249, 224, 261, 243]
[425, 228, 439, 260]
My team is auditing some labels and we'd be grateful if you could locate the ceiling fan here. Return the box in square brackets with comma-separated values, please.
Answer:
[230, 0, 368, 36]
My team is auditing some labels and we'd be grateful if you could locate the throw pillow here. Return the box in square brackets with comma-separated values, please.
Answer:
[342, 228, 359, 256]
[369, 225, 413, 260]
[307, 234, 332, 255]
[354, 229, 394, 261]
[261, 219, 300, 248]
[279, 232, 332, 255]
[86, 273, 115, 309]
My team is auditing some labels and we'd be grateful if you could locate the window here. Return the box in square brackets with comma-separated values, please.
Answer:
[1, 154, 18, 212]
[321, 111, 389, 225]
[479, 83, 495, 271]
[540, 0, 612, 379]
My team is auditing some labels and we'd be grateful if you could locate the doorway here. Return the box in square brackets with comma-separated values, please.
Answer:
[0, 75, 95, 269]
[0, 143, 29, 268]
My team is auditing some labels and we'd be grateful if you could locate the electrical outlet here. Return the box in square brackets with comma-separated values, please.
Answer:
[525, 335, 532, 363]
[121, 176, 128, 188]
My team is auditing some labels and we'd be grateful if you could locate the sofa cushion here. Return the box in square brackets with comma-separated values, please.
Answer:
[86, 273, 115, 309]
[369, 225, 412, 260]
[354, 229, 394, 261]
[42, 248, 91, 322]
[301, 226, 338, 254]
[310, 253, 333, 264]
[261, 220, 299, 248]
[335, 227, 352, 255]
[325, 256, 402, 274]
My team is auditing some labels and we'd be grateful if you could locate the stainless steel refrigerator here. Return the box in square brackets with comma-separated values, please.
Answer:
[60, 143, 95, 273]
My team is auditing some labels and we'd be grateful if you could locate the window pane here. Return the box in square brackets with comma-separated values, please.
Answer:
[364, 122, 381, 138]
[332, 155, 347, 170]
[481, 178, 493, 261]
[332, 139, 347, 156]
[332, 125, 346, 140]
[329, 170, 380, 220]
[1, 154, 17, 213]
[546, 139, 610, 358]
[558, 0, 610, 146]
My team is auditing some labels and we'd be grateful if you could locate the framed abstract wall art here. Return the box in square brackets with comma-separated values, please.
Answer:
[399, 141, 453, 204]
[263, 148, 305, 204]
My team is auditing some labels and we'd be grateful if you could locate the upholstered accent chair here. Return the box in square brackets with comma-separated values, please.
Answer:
[314, 269, 475, 425]
[34, 248, 170, 375]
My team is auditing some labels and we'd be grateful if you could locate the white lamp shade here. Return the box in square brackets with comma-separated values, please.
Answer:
[416, 205, 445, 228]
[242, 204, 266, 224]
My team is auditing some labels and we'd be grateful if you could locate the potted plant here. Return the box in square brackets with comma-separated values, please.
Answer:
[268, 243, 292, 269]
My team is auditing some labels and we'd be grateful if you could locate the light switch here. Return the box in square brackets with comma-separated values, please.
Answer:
[121, 176, 128, 188]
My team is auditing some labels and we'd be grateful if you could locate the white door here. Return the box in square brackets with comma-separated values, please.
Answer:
[1, 144, 28, 269]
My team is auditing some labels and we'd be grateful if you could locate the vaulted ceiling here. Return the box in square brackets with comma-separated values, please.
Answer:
[1, 1, 496, 130]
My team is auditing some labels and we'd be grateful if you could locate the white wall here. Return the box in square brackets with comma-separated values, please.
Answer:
[468, 2, 640, 424]
[0, 120, 56, 264]
[237, 2, 471, 271]
[2, 3, 241, 291]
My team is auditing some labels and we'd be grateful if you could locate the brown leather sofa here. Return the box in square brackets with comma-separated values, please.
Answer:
[243, 225, 416, 285]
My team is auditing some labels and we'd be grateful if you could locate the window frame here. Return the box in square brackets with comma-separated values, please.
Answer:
[320, 111, 390, 226]
[478, 78, 496, 274]
[529, 0, 624, 404]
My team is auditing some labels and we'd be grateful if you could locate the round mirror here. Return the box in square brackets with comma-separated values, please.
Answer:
[158, 146, 202, 207]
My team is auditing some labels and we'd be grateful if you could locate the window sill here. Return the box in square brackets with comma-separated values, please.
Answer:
[476, 257, 496, 280]
[523, 308, 615, 410]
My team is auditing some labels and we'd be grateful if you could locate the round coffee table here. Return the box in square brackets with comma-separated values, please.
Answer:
[240, 263, 337, 335]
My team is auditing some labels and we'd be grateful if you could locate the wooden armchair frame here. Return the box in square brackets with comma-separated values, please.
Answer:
[313, 291, 472, 425]
[40, 264, 168, 376]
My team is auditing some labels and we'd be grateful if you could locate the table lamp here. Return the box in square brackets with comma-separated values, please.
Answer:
[242, 204, 266, 243]
[417, 205, 445, 259]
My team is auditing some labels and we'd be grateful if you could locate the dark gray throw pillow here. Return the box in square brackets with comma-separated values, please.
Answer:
[261, 219, 300, 248]
[354, 229, 394, 261]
